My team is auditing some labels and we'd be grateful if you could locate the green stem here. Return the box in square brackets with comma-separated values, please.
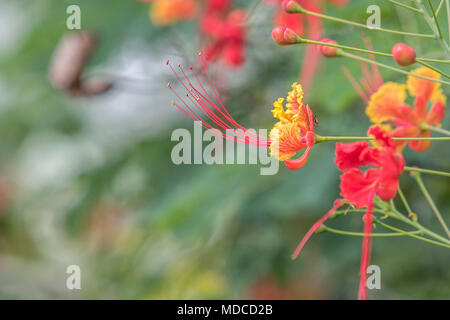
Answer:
[436, 0, 445, 15]
[288, 4, 435, 38]
[376, 199, 450, 245]
[340, 51, 450, 85]
[329, 202, 450, 247]
[320, 224, 421, 237]
[300, 38, 450, 65]
[416, 60, 450, 78]
[411, 172, 450, 238]
[428, 0, 444, 40]
[315, 134, 450, 142]
[331, 208, 386, 219]
[301, 38, 391, 58]
[374, 218, 450, 248]
[428, 125, 450, 136]
[404, 166, 450, 178]
[415, 0, 450, 57]
[447, 0, 450, 43]
[397, 187, 413, 215]
[417, 57, 450, 64]
[388, 0, 424, 14]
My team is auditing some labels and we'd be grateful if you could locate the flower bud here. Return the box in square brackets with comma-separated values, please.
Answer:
[392, 43, 416, 66]
[272, 26, 300, 46]
[318, 38, 339, 58]
[282, 0, 304, 13]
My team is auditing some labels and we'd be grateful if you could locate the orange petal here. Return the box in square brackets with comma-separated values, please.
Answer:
[409, 130, 431, 152]
[406, 67, 441, 102]
[150, 0, 197, 26]
[284, 146, 312, 170]
[366, 82, 406, 123]
[286, 82, 309, 131]
[390, 125, 420, 152]
[427, 100, 445, 125]
[269, 121, 306, 161]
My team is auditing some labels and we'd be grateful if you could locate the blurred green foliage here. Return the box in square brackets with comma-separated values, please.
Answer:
[0, 0, 448, 299]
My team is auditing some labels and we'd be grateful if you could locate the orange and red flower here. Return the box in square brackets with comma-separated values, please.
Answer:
[200, 7, 247, 67]
[269, 82, 316, 170]
[167, 57, 316, 170]
[141, 0, 198, 26]
[292, 126, 405, 300]
[366, 67, 446, 152]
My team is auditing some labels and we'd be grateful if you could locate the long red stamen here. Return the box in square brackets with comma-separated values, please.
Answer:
[291, 199, 346, 260]
[342, 66, 370, 103]
[167, 57, 269, 147]
[358, 190, 376, 300]
[197, 54, 269, 144]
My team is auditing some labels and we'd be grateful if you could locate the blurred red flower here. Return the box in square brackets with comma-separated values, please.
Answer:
[200, 2, 247, 68]
[292, 126, 404, 300]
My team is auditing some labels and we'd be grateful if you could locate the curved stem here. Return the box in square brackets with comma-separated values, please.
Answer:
[289, 5, 435, 38]
[436, 0, 445, 15]
[416, 60, 450, 78]
[428, 0, 444, 40]
[331, 208, 386, 219]
[340, 51, 450, 85]
[415, 0, 450, 58]
[447, 0, 450, 43]
[428, 125, 450, 136]
[404, 166, 450, 178]
[321, 224, 421, 237]
[411, 172, 450, 238]
[397, 187, 414, 215]
[301, 38, 391, 57]
[299, 38, 450, 65]
[387, 0, 424, 14]
[374, 218, 450, 248]
[417, 57, 450, 64]
[376, 199, 450, 245]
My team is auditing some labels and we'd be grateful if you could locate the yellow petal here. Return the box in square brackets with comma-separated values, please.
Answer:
[269, 121, 304, 161]
[366, 82, 406, 123]
[407, 67, 441, 102]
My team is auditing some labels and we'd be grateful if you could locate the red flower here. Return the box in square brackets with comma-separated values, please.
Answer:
[200, 2, 247, 68]
[292, 126, 405, 300]
[269, 82, 316, 170]
[205, 0, 231, 13]
[366, 68, 446, 152]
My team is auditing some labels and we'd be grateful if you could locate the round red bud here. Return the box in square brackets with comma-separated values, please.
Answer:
[272, 26, 300, 46]
[319, 38, 339, 58]
[392, 43, 416, 66]
[282, 0, 303, 13]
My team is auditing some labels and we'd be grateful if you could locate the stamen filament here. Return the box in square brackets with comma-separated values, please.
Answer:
[166, 59, 269, 147]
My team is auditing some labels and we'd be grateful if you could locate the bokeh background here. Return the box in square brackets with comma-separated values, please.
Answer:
[0, 0, 448, 299]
